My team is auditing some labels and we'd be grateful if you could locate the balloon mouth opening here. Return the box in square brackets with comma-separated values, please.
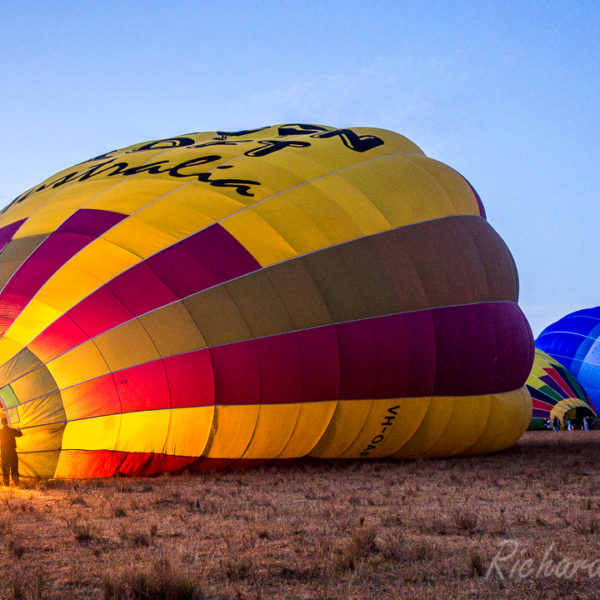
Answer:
[549, 398, 597, 423]
[0, 360, 66, 479]
[562, 406, 596, 421]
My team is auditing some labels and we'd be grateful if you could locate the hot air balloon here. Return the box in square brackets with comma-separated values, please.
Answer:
[536, 307, 600, 412]
[0, 124, 534, 478]
[525, 349, 596, 429]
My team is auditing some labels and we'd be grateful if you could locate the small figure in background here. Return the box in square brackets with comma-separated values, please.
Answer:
[0, 416, 22, 486]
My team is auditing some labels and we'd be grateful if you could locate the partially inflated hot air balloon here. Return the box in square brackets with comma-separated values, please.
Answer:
[537, 307, 600, 411]
[0, 124, 534, 478]
[526, 349, 596, 429]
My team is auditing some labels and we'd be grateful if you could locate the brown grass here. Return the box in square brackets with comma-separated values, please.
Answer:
[0, 430, 599, 599]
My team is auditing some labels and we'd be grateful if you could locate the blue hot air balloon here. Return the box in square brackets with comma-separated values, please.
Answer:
[536, 307, 600, 410]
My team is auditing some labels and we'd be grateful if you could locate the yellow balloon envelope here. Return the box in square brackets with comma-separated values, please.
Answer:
[0, 124, 533, 477]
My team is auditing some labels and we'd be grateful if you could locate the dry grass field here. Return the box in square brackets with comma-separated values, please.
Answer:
[0, 430, 598, 599]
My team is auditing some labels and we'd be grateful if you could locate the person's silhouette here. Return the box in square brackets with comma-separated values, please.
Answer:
[0, 417, 22, 485]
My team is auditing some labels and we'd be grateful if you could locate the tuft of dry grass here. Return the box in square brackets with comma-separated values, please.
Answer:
[65, 517, 95, 542]
[453, 508, 479, 534]
[0, 431, 597, 598]
[330, 519, 378, 572]
[102, 558, 204, 600]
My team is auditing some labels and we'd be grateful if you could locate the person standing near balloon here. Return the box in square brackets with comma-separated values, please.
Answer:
[0, 417, 22, 485]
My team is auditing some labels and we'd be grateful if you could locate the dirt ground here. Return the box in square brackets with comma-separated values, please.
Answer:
[0, 430, 598, 599]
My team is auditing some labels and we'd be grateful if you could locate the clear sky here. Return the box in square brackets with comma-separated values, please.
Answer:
[1, 0, 599, 337]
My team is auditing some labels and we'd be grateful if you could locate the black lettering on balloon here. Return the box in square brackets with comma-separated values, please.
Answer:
[312, 129, 384, 152]
[277, 124, 329, 136]
[134, 137, 196, 152]
[78, 161, 129, 181]
[359, 405, 400, 457]
[81, 150, 119, 163]
[214, 127, 269, 140]
[3, 151, 262, 211]
[8, 170, 82, 206]
[5, 188, 38, 209]
[191, 140, 251, 149]
[204, 177, 260, 197]
[167, 155, 222, 177]
[244, 140, 311, 157]
[5, 125, 384, 213]
[173, 171, 259, 197]
[121, 160, 172, 176]
[168, 156, 260, 196]
[50, 171, 80, 189]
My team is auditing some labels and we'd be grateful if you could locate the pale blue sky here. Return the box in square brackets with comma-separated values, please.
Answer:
[2, 0, 599, 336]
